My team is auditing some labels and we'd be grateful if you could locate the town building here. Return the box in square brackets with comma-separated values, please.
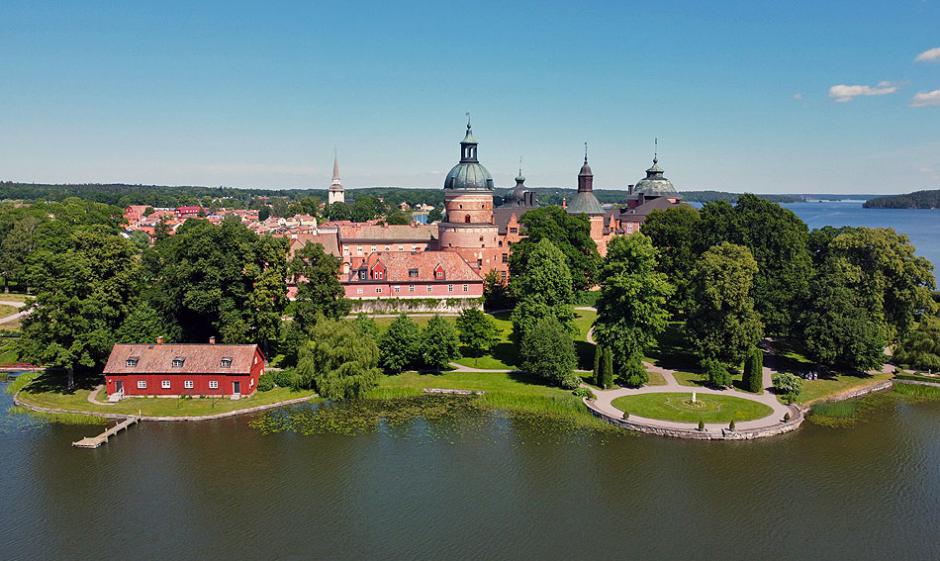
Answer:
[493, 167, 539, 277]
[103, 339, 265, 400]
[328, 153, 345, 205]
[565, 144, 610, 255]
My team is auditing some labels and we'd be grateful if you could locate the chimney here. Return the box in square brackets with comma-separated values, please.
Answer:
[156, 336, 165, 345]
[209, 336, 216, 345]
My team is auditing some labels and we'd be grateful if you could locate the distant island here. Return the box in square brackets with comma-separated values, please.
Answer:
[864, 189, 940, 209]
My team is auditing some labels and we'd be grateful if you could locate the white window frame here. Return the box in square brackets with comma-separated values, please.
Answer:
[409, 284, 415, 293]
[184, 380, 194, 389]
[463, 284, 469, 292]
[137, 380, 147, 389]
[376, 287, 383, 294]
[427, 285, 433, 293]
[448, 284, 454, 293]
[161, 380, 171, 389]
[209, 380, 219, 390]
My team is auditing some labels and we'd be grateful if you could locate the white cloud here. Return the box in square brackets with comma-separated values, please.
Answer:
[915, 47, 940, 62]
[828, 81, 899, 102]
[792, 93, 803, 101]
[910, 89, 940, 108]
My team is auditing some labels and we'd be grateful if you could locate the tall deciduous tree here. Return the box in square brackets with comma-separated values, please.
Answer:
[18, 230, 142, 388]
[509, 206, 601, 292]
[894, 316, 940, 371]
[802, 259, 887, 371]
[641, 205, 701, 316]
[510, 238, 576, 344]
[143, 218, 289, 354]
[594, 234, 674, 387]
[290, 241, 350, 331]
[378, 314, 421, 373]
[421, 315, 461, 370]
[456, 308, 500, 363]
[687, 242, 764, 366]
[520, 317, 579, 388]
[296, 319, 381, 400]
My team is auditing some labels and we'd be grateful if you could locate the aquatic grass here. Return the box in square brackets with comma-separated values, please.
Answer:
[7, 405, 107, 426]
[4, 371, 38, 395]
[891, 383, 940, 401]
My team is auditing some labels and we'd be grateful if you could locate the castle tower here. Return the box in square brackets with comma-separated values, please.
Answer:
[328, 153, 345, 205]
[438, 116, 499, 272]
[566, 143, 608, 255]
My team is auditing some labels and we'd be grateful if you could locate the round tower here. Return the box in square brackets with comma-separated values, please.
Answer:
[438, 117, 499, 272]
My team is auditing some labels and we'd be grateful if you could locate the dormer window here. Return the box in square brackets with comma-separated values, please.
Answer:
[219, 357, 233, 368]
[125, 357, 139, 367]
[358, 270, 367, 280]
[171, 357, 185, 368]
[408, 268, 419, 278]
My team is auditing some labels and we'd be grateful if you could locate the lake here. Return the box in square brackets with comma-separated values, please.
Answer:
[1, 385, 939, 561]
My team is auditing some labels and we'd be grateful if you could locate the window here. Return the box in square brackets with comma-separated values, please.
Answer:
[435, 269, 444, 280]
[408, 268, 419, 278]
[479, 236, 484, 242]
[220, 357, 233, 368]
[161, 380, 171, 389]
[498, 240, 503, 247]
[412, 245, 418, 252]
[356, 288, 363, 294]
[463, 284, 469, 292]
[465, 215, 471, 223]
[393, 286, 400, 293]
[250, 378, 255, 388]
[427, 285, 433, 293]
[357, 246, 363, 255]
[510, 227, 518, 234]
[376, 287, 383, 294]
[409, 284, 415, 293]
[125, 357, 139, 367]
[502, 253, 509, 263]
[184, 380, 194, 389]
[359, 270, 367, 280]
[371, 245, 376, 252]
[375, 271, 384, 280]
[171, 357, 185, 367]
[477, 259, 483, 268]
[384, 245, 390, 251]
[209, 380, 219, 390]
[398, 245, 404, 251]
[448, 284, 454, 293]
[137, 380, 148, 389]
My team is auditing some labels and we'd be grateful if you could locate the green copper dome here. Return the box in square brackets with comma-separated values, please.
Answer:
[444, 121, 494, 191]
[633, 156, 677, 197]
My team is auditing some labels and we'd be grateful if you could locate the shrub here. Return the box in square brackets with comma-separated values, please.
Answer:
[257, 373, 275, 392]
[728, 418, 736, 431]
[601, 347, 616, 389]
[621, 353, 646, 388]
[273, 368, 295, 389]
[783, 412, 791, 422]
[772, 372, 803, 404]
[573, 387, 593, 400]
[519, 316, 579, 388]
[622, 411, 630, 420]
[698, 419, 705, 431]
[701, 358, 732, 388]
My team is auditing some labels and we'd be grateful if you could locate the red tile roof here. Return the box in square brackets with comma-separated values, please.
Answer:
[336, 222, 438, 242]
[103, 343, 262, 375]
[346, 251, 482, 283]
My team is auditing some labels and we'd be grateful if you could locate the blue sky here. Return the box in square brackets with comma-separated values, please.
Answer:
[1, 1, 939, 194]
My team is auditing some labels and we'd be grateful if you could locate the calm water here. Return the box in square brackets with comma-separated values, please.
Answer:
[2, 385, 940, 561]
[783, 201, 940, 271]
[1, 200, 939, 561]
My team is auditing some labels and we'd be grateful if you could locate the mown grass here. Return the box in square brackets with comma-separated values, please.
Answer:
[796, 371, 893, 404]
[611, 392, 773, 423]
[0, 304, 17, 318]
[15, 371, 317, 418]
[368, 370, 610, 430]
[0, 293, 33, 304]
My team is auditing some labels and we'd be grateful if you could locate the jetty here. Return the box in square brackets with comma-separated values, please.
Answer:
[72, 417, 139, 448]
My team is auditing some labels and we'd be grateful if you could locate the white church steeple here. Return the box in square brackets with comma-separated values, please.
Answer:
[328, 151, 345, 205]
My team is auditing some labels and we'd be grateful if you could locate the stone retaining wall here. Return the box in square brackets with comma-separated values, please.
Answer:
[582, 398, 805, 441]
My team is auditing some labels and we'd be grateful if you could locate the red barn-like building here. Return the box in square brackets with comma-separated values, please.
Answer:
[103, 339, 264, 400]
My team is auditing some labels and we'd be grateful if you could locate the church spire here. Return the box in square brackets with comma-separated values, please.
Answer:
[578, 141, 593, 192]
[328, 149, 345, 205]
[460, 112, 478, 162]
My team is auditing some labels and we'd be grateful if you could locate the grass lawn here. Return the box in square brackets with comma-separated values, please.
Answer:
[0, 318, 22, 332]
[611, 392, 773, 423]
[0, 304, 18, 318]
[369, 370, 607, 428]
[0, 293, 32, 304]
[0, 339, 18, 364]
[795, 371, 894, 405]
[16, 371, 316, 417]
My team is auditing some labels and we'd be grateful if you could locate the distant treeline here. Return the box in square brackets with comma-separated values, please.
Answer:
[864, 189, 940, 209]
[1, 181, 844, 209]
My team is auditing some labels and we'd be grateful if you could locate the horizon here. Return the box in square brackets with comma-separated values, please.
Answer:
[2, 1, 939, 194]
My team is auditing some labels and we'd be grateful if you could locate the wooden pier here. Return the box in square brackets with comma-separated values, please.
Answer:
[72, 417, 139, 448]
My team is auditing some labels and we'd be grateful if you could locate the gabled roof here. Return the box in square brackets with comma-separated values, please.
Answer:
[347, 251, 482, 283]
[103, 343, 262, 375]
[336, 223, 438, 242]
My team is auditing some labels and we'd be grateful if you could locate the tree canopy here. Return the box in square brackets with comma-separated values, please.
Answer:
[509, 206, 600, 292]
[296, 319, 382, 400]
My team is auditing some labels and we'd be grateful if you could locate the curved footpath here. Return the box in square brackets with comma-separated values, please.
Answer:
[584, 363, 804, 440]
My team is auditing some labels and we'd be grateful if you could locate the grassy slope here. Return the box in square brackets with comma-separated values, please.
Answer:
[16, 372, 316, 417]
[611, 392, 773, 423]
[0, 304, 17, 318]
[369, 370, 607, 428]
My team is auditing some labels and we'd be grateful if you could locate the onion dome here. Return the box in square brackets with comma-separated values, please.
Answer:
[443, 117, 494, 191]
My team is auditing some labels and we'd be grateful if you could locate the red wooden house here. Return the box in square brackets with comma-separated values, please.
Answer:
[103, 338, 265, 400]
